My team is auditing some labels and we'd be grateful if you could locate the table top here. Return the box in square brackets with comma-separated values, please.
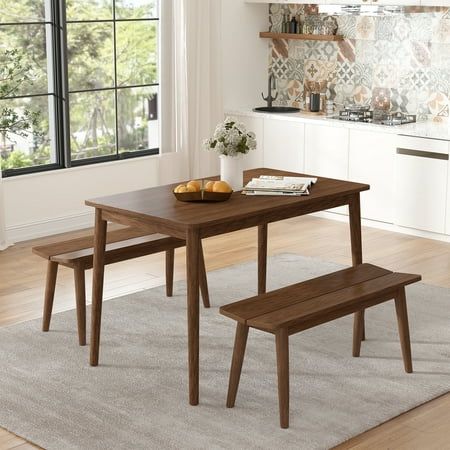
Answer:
[86, 168, 369, 236]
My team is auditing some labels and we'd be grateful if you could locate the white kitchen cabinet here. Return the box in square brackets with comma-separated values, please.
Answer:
[395, 136, 449, 234]
[305, 123, 349, 214]
[348, 130, 397, 223]
[263, 118, 304, 172]
[231, 115, 264, 170]
[305, 124, 349, 179]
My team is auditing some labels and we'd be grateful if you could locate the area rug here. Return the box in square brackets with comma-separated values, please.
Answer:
[1, 254, 450, 450]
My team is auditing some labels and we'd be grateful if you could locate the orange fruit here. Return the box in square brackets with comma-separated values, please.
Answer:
[174, 184, 186, 193]
[204, 181, 215, 192]
[212, 180, 232, 193]
[187, 180, 201, 192]
[185, 184, 197, 193]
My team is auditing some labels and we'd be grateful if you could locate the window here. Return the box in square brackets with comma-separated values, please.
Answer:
[0, 0, 160, 177]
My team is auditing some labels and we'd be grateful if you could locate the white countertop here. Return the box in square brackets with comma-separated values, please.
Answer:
[226, 108, 450, 141]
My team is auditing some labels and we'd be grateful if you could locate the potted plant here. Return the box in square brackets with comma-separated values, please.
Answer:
[203, 117, 257, 190]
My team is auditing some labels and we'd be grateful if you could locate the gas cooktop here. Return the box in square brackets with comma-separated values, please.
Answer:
[335, 105, 416, 126]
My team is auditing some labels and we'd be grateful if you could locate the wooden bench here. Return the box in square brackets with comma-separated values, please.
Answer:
[220, 263, 421, 429]
[32, 227, 210, 346]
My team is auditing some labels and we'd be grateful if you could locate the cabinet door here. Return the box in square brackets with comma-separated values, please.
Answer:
[305, 124, 349, 179]
[305, 124, 349, 214]
[349, 130, 396, 223]
[395, 150, 448, 234]
[232, 115, 264, 171]
[263, 118, 304, 172]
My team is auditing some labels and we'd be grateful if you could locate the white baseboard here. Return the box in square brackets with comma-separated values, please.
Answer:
[313, 211, 450, 243]
[7, 211, 95, 243]
[7, 209, 450, 245]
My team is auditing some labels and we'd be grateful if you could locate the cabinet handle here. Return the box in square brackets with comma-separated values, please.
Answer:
[397, 148, 449, 160]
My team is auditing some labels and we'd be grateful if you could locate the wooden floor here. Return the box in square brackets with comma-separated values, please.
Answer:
[1, 215, 450, 449]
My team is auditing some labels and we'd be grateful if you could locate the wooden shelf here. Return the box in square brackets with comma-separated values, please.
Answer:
[259, 32, 343, 41]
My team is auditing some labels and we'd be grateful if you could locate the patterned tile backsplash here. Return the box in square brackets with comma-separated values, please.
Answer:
[268, 4, 450, 121]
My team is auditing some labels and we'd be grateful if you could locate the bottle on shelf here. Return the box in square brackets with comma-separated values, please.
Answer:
[296, 15, 302, 34]
[289, 15, 297, 34]
[282, 14, 289, 33]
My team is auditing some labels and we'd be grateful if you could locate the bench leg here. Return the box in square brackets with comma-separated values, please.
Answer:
[276, 328, 290, 429]
[165, 249, 175, 297]
[395, 288, 413, 373]
[42, 261, 58, 332]
[352, 310, 365, 357]
[258, 224, 268, 295]
[226, 323, 249, 408]
[74, 266, 87, 346]
[199, 242, 210, 309]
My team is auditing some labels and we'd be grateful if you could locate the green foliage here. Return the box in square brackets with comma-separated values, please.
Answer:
[0, 150, 32, 170]
[0, 49, 42, 138]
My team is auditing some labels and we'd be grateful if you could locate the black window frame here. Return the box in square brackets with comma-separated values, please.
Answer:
[0, 0, 160, 178]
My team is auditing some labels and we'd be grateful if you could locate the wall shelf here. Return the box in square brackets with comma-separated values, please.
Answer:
[259, 32, 344, 41]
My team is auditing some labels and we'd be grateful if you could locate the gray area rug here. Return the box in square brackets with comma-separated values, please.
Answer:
[1, 254, 450, 450]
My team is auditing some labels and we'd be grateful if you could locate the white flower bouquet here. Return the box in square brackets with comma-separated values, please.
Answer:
[203, 117, 257, 157]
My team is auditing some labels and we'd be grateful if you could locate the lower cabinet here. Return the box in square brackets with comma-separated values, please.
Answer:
[348, 130, 397, 223]
[263, 118, 304, 172]
[305, 124, 349, 214]
[394, 136, 449, 234]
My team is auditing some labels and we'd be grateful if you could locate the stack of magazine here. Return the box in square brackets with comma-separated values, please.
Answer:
[242, 175, 317, 196]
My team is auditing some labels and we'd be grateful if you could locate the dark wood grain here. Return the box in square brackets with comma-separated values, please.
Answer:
[186, 227, 200, 405]
[247, 272, 420, 332]
[220, 265, 420, 428]
[220, 264, 391, 324]
[349, 194, 366, 348]
[90, 209, 107, 366]
[85, 168, 370, 404]
[226, 323, 249, 408]
[86, 169, 369, 234]
[42, 261, 58, 332]
[198, 241, 210, 308]
[395, 288, 413, 373]
[276, 328, 290, 429]
[165, 249, 174, 297]
[258, 224, 268, 295]
[74, 265, 86, 346]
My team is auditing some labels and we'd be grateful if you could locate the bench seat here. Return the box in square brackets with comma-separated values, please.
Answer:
[33, 227, 210, 346]
[220, 263, 421, 428]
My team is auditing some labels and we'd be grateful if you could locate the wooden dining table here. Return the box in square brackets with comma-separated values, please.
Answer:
[85, 168, 369, 406]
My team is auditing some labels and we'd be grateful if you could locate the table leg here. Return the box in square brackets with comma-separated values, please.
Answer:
[258, 224, 268, 295]
[186, 228, 200, 405]
[349, 194, 366, 352]
[90, 209, 107, 366]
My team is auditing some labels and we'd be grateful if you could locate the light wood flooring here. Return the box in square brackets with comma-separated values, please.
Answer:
[1, 215, 450, 449]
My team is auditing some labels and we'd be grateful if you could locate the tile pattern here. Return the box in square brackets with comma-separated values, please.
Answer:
[269, 5, 450, 120]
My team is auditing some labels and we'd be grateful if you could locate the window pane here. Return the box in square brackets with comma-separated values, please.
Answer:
[117, 86, 158, 153]
[0, 0, 45, 23]
[0, 24, 50, 96]
[67, 23, 114, 92]
[66, 0, 113, 21]
[116, 21, 158, 86]
[69, 90, 116, 160]
[115, 0, 158, 19]
[0, 96, 54, 170]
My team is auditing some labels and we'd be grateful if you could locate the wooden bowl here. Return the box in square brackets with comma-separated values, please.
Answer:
[174, 190, 233, 202]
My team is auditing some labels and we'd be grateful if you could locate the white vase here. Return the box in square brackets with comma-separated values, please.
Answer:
[219, 155, 243, 191]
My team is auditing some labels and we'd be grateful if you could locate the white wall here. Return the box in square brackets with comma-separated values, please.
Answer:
[3, 156, 162, 242]
[221, 1, 269, 110]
